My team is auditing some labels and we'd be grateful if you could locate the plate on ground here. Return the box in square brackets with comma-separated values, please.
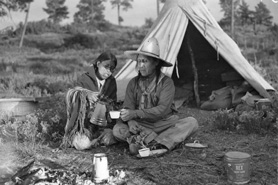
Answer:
[185, 140, 208, 149]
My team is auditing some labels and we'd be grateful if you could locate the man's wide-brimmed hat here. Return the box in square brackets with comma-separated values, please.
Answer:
[124, 37, 172, 67]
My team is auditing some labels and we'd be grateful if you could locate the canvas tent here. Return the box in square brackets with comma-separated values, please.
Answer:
[115, 0, 275, 103]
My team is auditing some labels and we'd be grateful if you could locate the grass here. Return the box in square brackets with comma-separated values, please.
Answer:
[0, 45, 126, 99]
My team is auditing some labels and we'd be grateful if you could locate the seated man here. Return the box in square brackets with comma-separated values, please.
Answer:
[113, 37, 199, 155]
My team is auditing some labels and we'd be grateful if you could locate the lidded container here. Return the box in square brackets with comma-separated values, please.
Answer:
[92, 153, 109, 183]
[255, 98, 271, 110]
[224, 151, 251, 184]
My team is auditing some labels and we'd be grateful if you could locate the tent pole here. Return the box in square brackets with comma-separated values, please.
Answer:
[186, 35, 200, 107]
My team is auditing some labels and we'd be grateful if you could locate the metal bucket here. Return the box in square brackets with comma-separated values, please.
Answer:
[92, 153, 109, 183]
[224, 151, 251, 184]
[0, 98, 38, 116]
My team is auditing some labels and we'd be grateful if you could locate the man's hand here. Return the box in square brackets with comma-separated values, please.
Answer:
[120, 109, 137, 122]
[128, 120, 140, 134]
[87, 91, 99, 103]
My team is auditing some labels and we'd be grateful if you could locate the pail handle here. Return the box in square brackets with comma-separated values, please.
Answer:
[227, 163, 232, 170]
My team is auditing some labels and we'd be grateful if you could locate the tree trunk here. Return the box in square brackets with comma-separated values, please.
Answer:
[19, 2, 31, 48]
[253, 19, 256, 33]
[117, 4, 121, 26]
[91, 0, 94, 19]
[231, 0, 235, 39]
[156, 0, 160, 16]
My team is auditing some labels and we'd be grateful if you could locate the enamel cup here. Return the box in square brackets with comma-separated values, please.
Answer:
[92, 153, 109, 183]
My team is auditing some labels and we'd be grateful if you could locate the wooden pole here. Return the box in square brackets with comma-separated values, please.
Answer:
[186, 34, 200, 107]
[156, 0, 160, 16]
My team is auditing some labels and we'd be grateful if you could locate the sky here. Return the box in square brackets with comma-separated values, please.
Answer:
[0, 0, 277, 30]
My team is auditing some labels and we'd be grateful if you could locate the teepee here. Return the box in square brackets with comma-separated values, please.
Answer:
[115, 0, 274, 102]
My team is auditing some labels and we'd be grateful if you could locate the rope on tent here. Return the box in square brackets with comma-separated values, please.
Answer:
[166, 34, 171, 53]
[203, 21, 207, 36]
[215, 39, 220, 61]
[186, 34, 200, 107]
[175, 59, 180, 78]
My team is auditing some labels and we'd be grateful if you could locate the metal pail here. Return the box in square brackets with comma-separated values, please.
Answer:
[224, 151, 251, 184]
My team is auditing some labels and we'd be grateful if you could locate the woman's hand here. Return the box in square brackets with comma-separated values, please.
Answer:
[120, 109, 137, 122]
[87, 91, 99, 103]
[128, 120, 140, 134]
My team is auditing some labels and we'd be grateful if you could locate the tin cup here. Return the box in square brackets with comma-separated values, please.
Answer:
[139, 148, 150, 157]
[92, 153, 109, 183]
[109, 110, 120, 119]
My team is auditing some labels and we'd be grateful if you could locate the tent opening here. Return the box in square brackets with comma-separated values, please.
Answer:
[172, 20, 245, 102]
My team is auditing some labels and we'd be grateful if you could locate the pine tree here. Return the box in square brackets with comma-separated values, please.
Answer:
[0, 0, 33, 17]
[254, 2, 273, 26]
[110, 0, 133, 26]
[74, 0, 107, 31]
[0, 0, 34, 47]
[219, 0, 240, 26]
[43, 0, 69, 24]
[238, 0, 251, 26]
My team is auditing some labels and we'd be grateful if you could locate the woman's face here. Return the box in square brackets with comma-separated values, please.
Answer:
[97, 59, 116, 80]
[136, 54, 158, 77]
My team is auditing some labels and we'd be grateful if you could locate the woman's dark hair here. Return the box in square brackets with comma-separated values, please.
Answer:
[93, 51, 117, 71]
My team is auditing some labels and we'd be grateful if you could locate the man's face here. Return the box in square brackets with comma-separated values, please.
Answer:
[136, 54, 158, 77]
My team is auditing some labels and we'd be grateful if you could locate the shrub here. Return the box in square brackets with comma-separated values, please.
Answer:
[20, 85, 48, 97]
[48, 81, 70, 94]
[269, 91, 278, 113]
[27, 78, 49, 91]
[29, 62, 52, 75]
[0, 72, 76, 98]
[23, 33, 65, 52]
[209, 108, 278, 135]
[15, 20, 65, 35]
[0, 93, 67, 145]
[210, 109, 238, 131]
[63, 33, 102, 49]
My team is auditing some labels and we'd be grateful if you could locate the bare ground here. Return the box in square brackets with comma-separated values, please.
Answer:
[1, 106, 277, 185]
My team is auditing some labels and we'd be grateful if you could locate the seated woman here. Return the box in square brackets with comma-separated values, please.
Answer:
[62, 51, 118, 150]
